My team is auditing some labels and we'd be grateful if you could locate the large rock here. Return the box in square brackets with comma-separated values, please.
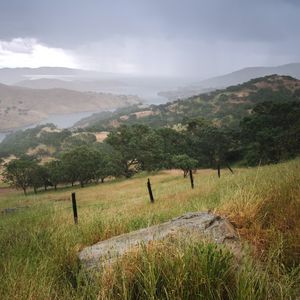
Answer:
[79, 212, 240, 271]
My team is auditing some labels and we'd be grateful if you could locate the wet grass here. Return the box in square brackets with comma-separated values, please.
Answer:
[0, 162, 299, 299]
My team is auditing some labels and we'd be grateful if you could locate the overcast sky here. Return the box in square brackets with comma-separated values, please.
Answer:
[0, 0, 299, 78]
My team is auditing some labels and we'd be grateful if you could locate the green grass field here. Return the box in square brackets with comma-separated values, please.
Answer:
[0, 161, 299, 299]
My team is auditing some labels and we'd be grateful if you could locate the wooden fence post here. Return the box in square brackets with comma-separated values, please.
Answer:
[217, 164, 221, 178]
[71, 192, 78, 224]
[226, 162, 234, 174]
[189, 169, 194, 189]
[147, 178, 155, 203]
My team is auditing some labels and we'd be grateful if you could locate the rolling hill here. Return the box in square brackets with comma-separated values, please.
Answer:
[75, 74, 300, 130]
[0, 83, 140, 131]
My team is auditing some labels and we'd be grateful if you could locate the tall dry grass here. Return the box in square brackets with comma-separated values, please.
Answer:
[0, 161, 299, 299]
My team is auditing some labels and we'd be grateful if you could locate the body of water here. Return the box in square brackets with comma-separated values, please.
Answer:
[96, 86, 168, 105]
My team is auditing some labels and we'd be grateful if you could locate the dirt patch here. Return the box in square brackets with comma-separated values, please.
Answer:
[235, 91, 250, 98]
[120, 115, 129, 121]
[94, 131, 109, 142]
[132, 110, 155, 119]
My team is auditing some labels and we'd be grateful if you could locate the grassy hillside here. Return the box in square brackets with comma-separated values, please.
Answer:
[0, 160, 299, 299]
[0, 82, 140, 131]
[78, 74, 300, 130]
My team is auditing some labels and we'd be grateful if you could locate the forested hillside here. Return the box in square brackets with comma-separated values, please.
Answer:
[76, 74, 300, 130]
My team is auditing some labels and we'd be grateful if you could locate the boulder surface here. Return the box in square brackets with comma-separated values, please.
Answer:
[79, 212, 240, 271]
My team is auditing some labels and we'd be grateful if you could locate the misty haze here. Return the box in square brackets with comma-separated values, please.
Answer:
[0, 1, 300, 299]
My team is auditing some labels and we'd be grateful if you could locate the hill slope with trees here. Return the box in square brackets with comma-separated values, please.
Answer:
[76, 74, 300, 130]
[1, 74, 300, 194]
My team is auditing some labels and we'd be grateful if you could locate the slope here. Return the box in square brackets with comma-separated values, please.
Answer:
[0, 83, 140, 131]
[76, 74, 300, 130]
[0, 160, 299, 299]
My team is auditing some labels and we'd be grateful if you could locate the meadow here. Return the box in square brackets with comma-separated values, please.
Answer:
[0, 160, 299, 299]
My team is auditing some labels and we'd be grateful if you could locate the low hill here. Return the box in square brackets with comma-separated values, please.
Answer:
[0, 83, 141, 131]
[160, 63, 300, 100]
[75, 74, 300, 130]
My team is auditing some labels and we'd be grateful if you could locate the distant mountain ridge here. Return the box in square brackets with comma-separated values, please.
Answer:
[0, 67, 113, 85]
[159, 63, 300, 100]
[15, 78, 127, 92]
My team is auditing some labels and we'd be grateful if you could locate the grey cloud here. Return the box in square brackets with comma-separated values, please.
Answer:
[0, 0, 299, 77]
[1, 0, 299, 46]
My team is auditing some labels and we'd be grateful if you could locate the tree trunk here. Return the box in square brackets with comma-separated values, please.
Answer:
[54, 184, 57, 191]
[23, 187, 27, 196]
[101, 178, 104, 183]
[34, 187, 37, 194]
[189, 169, 194, 189]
